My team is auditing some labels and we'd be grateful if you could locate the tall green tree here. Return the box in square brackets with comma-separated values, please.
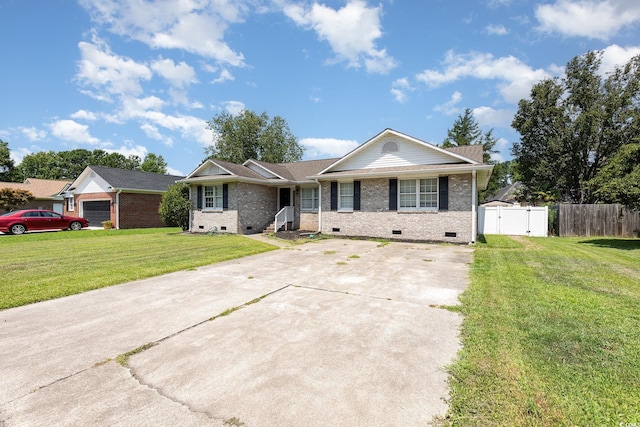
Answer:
[586, 142, 640, 210]
[442, 108, 502, 201]
[512, 51, 640, 203]
[141, 153, 168, 174]
[0, 140, 17, 182]
[158, 183, 192, 230]
[442, 108, 498, 164]
[15, 149, 166, 180]
[205, 110, 304, 163]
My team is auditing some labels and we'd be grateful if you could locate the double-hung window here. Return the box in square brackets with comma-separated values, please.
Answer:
[398, 178, 438, 210]
[301, 187, 319, 210]
[66, 196, 75, 212]
[204, 184, 223, 210]
[338, 182, 354, 211]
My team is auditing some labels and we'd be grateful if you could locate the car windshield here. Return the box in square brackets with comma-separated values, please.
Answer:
[1, 211, 24, 217]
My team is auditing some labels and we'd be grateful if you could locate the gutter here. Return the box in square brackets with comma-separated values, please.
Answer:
[307, 164, 494, 181]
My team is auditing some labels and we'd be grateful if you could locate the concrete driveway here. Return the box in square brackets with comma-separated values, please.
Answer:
[0, 237, 472, 426]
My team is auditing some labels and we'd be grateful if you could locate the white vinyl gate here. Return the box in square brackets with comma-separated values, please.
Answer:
[478, 206, 548, 237]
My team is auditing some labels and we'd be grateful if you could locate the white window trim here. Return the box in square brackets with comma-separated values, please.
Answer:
[203, 184, 224, 211]
[338, 181, 354, 212]
[398, 178, 438, 211]
[301, 187, 319, 211]
[67, 197, 75, 212]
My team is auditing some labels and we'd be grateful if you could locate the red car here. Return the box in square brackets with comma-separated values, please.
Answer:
[0, 210, 90, 235]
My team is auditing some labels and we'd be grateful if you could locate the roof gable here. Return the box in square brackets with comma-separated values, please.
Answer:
[320, 129, 478, 174]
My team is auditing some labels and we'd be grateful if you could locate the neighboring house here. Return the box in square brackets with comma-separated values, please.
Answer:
[0, 178, 72, 213]
[180, 128, 494, 244]
[66, 166, 184, 229]
[482, 182, 523, 207]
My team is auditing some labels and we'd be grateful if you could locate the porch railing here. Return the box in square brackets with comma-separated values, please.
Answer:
[274, 206, 294, 232]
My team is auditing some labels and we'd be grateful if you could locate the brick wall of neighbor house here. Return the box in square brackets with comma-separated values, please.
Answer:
[8, 200, 54, 212]
[320, 174, 473, 243]
[236, 182, 277, 233]
[118, 193, 165, 229]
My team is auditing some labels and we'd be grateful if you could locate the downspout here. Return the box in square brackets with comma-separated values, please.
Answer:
[188, 186, 193, 232]
[315, 179, 322, 233]
[115, 189, 122, 229]
[471, 169, 477, 244]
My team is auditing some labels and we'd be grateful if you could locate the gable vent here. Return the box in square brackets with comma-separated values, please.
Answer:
[382, 141, 398, 153]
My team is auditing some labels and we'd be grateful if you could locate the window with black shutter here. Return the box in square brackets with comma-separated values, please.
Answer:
[330, 181, 338, 211]
[389, 179, 398, 211]
[439, 176, 449, 211]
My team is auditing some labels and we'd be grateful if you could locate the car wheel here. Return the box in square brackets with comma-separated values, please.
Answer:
[10, 224, 26, 235]
[69, 221, 83, 231]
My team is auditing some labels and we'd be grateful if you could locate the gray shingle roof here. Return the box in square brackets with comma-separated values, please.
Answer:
[89, 166, 184, 192]
[276, 158, 340, 181]
[444, 145, 484, 163]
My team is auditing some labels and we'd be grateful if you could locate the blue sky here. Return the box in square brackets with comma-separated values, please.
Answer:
[1, 0, 639, 176]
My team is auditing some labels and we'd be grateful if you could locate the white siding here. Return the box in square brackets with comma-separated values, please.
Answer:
[196, 165, 231, 177]
[333, 137, 461, 172]
[247, 163, 277, 178]
[75, 173, 111, 194]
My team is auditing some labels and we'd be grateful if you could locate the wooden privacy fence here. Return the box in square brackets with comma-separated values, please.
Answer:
[558, 204, 640, 238]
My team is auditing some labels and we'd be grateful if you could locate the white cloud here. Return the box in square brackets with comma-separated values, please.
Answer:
[434, 91, 463, 115]
[416, 50, 551, 104]
[391, 78, 414, 103]
[79, 0, 247, 66]
[301, 137, 359, 158]
[535, 0, 640, 40]
[76, 35, 152, 100]
[211, 68, 234, 84]
[600, 44, 640, 74]
[151, 58, 196, 88]
[472, 106, 514, 128]
[107, 144, 148, 159]
[284, 0, 397, 74]
[140, 123, 174, 147]
[19, 127, 46, 141]
[485, 24, 509, 35]
[49, 120, 101, 145]
[166, 166, 184, 176]
[10, 147, 32, 166]
[70, 110, 98, 121]
[223, 101, 246, 116]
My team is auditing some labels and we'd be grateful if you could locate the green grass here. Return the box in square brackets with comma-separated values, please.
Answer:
[445, 235, 640, 426]
[0, 228, 277, 310]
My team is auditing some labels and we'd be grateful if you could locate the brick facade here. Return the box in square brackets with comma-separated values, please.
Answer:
[190, 182, 278, 234]
[118, 193, 166, 229]
[319, 174, 474, 243]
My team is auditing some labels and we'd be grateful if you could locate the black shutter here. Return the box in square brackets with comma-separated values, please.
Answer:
[222, 183, 229, 209]
[330, 181, 338, 211]
[389, 179, 397, 211]
[353, 181, 361, 211]
[196, 186, 203, 209]
[439, 176, 449, 210]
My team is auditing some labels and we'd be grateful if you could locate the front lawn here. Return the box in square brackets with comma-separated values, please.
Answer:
[446, 235, 640, 426]
[0, 228, 277, 310]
